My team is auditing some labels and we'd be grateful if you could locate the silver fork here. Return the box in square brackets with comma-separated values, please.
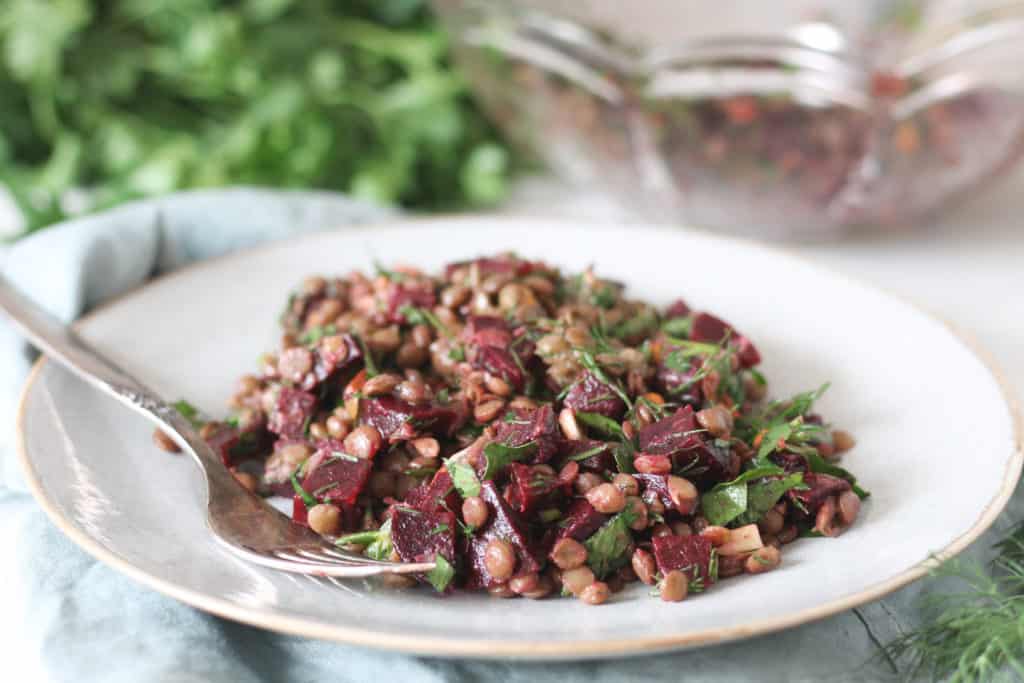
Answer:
[0, 275, 434, 578]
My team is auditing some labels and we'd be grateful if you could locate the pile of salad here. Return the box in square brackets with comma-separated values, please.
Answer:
[157, 253, 867, 604]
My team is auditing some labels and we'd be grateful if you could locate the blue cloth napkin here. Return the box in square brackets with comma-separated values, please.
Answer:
[1, 188, 1016, 682]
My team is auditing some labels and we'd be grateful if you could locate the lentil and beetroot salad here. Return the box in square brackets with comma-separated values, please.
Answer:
[161, 253, 868, 604]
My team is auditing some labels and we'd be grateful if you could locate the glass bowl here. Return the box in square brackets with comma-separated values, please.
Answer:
[433, 0, 1024, 239]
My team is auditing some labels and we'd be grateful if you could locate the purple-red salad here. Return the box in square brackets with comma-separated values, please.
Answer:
[156, 253, 867, 604]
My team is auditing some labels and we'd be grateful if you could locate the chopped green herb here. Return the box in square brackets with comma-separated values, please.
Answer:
[446, 459, 481, 498]
[225, 415, 241, 429]
[290, 471, 317, 509]
[708, 549, 719, 583]
[436, 388, 450, 404]
[591, 285, 618, 309]
[399, 304, 452, 339]
[448, 346, 466, 362]
[585, 507, 639, 579]
[365, 519, 393, 560]
[610, 309, 658, 340]
[568, 444, 609, 462]
[426, 554, 456, 592]
[430, 523, 450, 536]
[374, 261, 406, 283]
[701, 465, 803, 527]
[710, 465, 787, 490]
[701, 481, 748, 527]
[330, 451, 359, 463]
[733, 473, 805, 527]
[481, 440, 538, 481]
[575, 411, 624, 438]
[661, 316, 693, 337]
[613, 440, 636, 474]
[335, 529, 382, 546]
[312, 482, 340, 497]
[173, 400, 202, 427]
[355, 335, 379, 378]
[300, 324, 337, 345]
[539, 508, 562, 523]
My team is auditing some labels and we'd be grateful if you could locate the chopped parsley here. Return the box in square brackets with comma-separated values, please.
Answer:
[613, 440, 636, 474]
[172, 399, 202, 427]
[399, 304, 452, 339]
[585, 507, 639, 579]
[355, 335, 379, 378]
[300, 324, 336, 345]
[290, 471, 317, 509]
[568, 444, 610, 462]
[446, 459, 481, 498]
[700, 465, 805, 527]
[661, 315, 693, 337]
[481, 440, 538, 481]
[575, 411, 624, 438]
[373, 260, 405, 283]
[426, 554, 456, 592]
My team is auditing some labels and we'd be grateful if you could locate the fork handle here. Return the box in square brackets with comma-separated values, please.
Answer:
[0, 275, 233, 481]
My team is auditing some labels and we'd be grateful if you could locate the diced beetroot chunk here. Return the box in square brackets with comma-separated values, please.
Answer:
[300, 333, 362, 391]
[268, 387, 317, 440]
[770, 451, 808, 473]
[474, 346, 524, 390]
[391, 506, 457, 566]
[206, 426, 241, 467]
[557, 499, 608, 541]
[445, 257, 536, 281]
[206, 421, 270, 467]
[387, 284, 437, 324]
[492, 404, 563, 465]
[652, 535, 715, 585]
[563, 372, 626, 420]
[788, 473, 851, 517]
[564, 439, 615, 472]
[360, 396, 461, 441]
[638, 406, 699, 454]
[634, 473, 675, 509]
[665, 299, 691, 319]
[462, 315, 512, 348]
[655, 356, 704, 407]
[403, 469, 459, 512]
[688, 313, 760, 368]
[735, 335, 761, 368]
[690, 312, 732, 343]
[301, 442, 373, 507]
[465, 481, 542, 589]
[678, 438, 739, 485]
[292, 495, 308, 525]
[505, 463, 565, 515]
[637, 406, 737, 484]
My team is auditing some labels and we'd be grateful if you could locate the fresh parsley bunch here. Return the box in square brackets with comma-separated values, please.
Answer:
[0, 0, 510, 234]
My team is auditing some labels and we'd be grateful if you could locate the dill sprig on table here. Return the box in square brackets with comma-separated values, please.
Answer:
[884, 523, 1024, 682]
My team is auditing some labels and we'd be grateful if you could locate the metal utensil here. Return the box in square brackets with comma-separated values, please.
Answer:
[1, 275, 433, 578]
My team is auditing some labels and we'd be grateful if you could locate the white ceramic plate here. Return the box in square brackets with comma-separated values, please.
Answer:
[17, 218, 1023, 660]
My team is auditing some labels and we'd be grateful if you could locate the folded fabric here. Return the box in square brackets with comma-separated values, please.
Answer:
[1, 188, 1016, 682]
